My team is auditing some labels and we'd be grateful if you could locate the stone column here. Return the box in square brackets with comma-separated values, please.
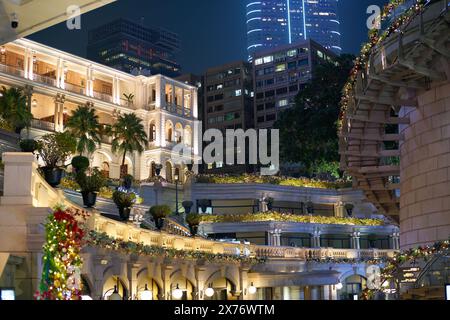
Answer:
[335, 202, 345, 218]
[390, 232, 400, 250]
[127, 262, 140, 300]
[23, 48, 29, 79]
[54, 94, 65, 132]
[311, 228, 321, 248]
[351, 230, 361, 250]
[23, 85, 33, 113]
[239, 266, 250, 300]
[160, 114, 166, 147]
[310, 286, 320, 300]
[161, 264, 173, 300]
[28, 51, 34, 80]
[193, 88, 198, 118]
[194, 267, 207, 300]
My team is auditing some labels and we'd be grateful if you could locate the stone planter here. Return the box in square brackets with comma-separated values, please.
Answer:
[42, 167, 63, 187]
[81, 191, 97, 208]
[118, 207, 131, 221]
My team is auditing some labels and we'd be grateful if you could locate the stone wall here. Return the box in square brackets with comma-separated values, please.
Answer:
[400, 82, 450, 249]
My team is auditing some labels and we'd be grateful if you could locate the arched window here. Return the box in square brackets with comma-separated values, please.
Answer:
[101, 161, 110, 178]
[166, 162, 173, 182]
[149, 122, 156, 142]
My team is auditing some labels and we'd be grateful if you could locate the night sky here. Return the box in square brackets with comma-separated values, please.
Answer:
[28, 0, 388, 74]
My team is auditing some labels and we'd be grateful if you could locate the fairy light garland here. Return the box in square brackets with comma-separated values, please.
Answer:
[339, 0, 427, 129]
[361, 239, 449, 300]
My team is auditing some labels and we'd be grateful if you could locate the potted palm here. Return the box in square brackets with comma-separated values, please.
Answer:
[75, 168, 106, 208]
[110, 113, 147, 178]
[37, 132, 77, 187]
[112, 190, 136, 221]
[182, 201, 193, 214]
[123, 93, 135, 107]
[149, 205, 171, 230]
[186, 212, 201, 236]
[65, 105, 102, 156]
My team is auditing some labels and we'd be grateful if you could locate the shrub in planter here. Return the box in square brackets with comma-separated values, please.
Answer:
[75, 168, 106, 208]
[198, 199, 211, 214]
[37, 132, 77, 187]
[345, 203, 354, 217]
[149, 205, 171, 230]
[19, 139, 39, 153]
[122, 174, 134, 190]
[186, 212, 201, 236]
[112, 190, 136, 221]
[265, 197, 274, 210]
[71, 156, 90, 173]
[182, 201, 193, 214]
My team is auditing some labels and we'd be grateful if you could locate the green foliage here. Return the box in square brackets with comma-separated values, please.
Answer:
[110, 113, 148, 166]
[112, 190, 136, 208]
[71, 156, 90, 171]
[186, 212, 201, 226]
[0, 86, 32, 133]
[19, 139, 38, 152]
[199, 211, 384, 226]
[274, 55, 355, 177]
[65, 105, 102, 155]
[75, 168, 107, 193]
[123, 93, 135, 103]
[149, 205, 172, 219]
[37, 132, 77, 169]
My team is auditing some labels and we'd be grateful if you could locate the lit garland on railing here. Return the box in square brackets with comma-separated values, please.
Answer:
[86, 230, 265, 265]
[196, 174, 352, 189]
[35, 207, 90, 300]
[361, 239, 450, 300]
[339, 0, 427, 128]
[199, 212, 385, 226]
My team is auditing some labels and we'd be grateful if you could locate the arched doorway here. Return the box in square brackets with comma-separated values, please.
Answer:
[170, 275, 195, 300]
[166, 121, 173, 142]
[102, 276, 128, 300]
[175, 123, 183, 144]
[101, 161, 110, 178]
[339, 275, 367, 300]
[136, 276, 161, 300]
[165, 161, 173, 182]
[203, 277, 237, 300]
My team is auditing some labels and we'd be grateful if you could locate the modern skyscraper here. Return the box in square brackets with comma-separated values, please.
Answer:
[246, 0, 341, 59]
[87, 19, 181, 77]
[253, 39, 337, 129]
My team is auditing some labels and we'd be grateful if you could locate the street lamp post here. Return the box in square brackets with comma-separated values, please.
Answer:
[174, 172, 179, 215]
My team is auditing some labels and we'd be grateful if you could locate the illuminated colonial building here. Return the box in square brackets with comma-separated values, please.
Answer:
[0, 38, 199, 181]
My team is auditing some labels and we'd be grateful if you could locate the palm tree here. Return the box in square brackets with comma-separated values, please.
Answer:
[110, 113, 147, 176]
[65, 105, 102, 156]
[0, 86, 32, 134]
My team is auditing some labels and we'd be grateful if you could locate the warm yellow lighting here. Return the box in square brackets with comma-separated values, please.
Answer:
[172, 284, 183, 300]
[248, 283, 257, 295]
[140, 284, 152, 301]
[204, 287, 215, 298]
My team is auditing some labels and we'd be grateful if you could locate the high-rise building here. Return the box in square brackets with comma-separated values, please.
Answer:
[253, 39, 336, 129]
[203, 61, 255, 174]
[246, 0, 341, 59]
[87, 19, 181, 77]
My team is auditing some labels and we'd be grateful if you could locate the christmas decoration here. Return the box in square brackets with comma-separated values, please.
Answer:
[86, 230, 264, 265]
[361, 239, 450, 300]
[35, 207, 90, 300]
[339, 0, 427, 129]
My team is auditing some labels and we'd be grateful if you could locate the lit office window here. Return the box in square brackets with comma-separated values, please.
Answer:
[275, 64, 286, 72]
[235, 89, 242, 97]
[278, 99, 288, 107]
[287, 49, 297, 57]
[255, 58, 263, 65]
[263, 55, 273, 63]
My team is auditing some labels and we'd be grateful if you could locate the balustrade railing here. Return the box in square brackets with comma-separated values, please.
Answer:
[31, 119, 55, 132]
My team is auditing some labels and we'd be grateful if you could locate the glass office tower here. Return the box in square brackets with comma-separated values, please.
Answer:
[246, 0, 341, 60]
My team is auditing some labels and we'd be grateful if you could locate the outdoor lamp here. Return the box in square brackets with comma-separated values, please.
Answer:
[140, 284, 153, 301]
[0, 46, 5, 54]
[247, 283, 257, 295]
[108, 285, 122, 300]
[204, 284, 215, 298]
[31, 99, 38, 108]
[172, 284, 183, 300]
[174, 172, 179, 182]
[335, 283, 343, 290]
